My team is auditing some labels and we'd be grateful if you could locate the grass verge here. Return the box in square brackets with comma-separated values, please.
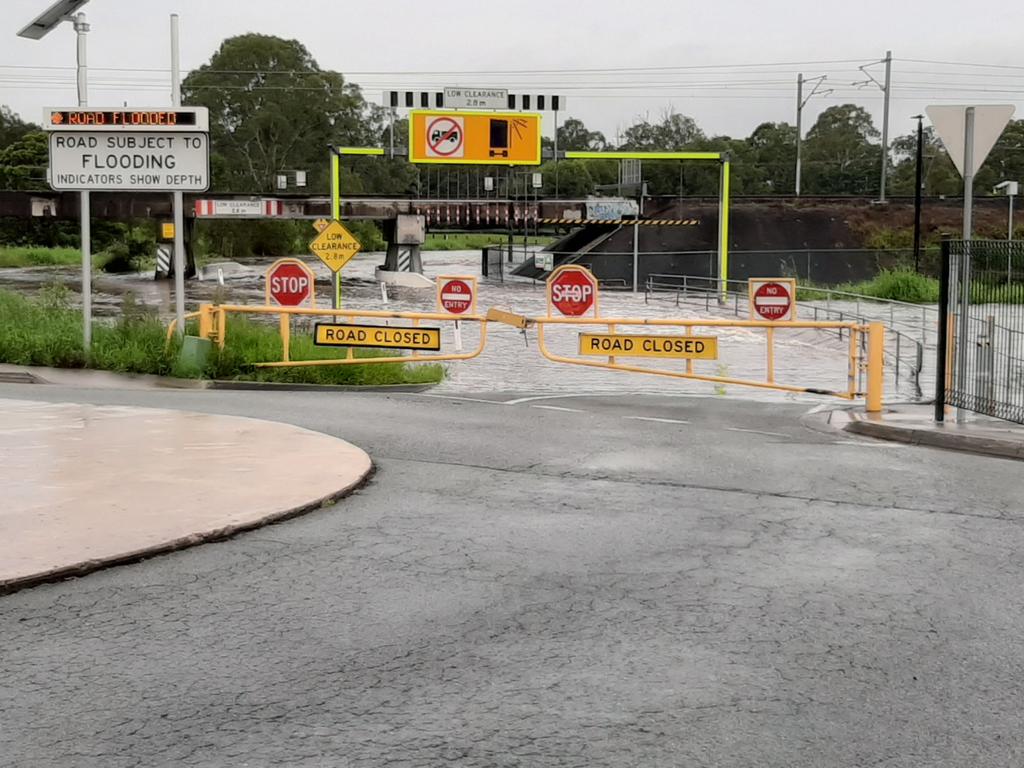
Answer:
[0, 287, 444, 386]
[797, 269, 1024, 304]
[423, 234, 553, 251]
[0, 246, 81, 268]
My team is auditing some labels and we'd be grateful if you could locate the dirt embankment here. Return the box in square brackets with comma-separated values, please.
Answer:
[639, 198, 1013, 251]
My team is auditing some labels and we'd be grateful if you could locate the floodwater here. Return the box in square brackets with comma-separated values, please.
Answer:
[0, 251, 929, 402]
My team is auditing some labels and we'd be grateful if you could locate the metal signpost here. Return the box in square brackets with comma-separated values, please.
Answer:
[927, 104, 1015, 422]
[43, 107, 210, 347]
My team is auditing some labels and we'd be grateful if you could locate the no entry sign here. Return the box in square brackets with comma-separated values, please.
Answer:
[748, 278, 796, 322]
[548, 265, 599, 317]
[437, 276, 476, 315]
[266, 258, 316, 307]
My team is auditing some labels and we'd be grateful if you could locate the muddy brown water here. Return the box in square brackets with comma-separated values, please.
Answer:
[0, 251, 926, 402]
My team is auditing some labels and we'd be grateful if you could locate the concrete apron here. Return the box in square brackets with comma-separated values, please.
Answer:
[0, 398, 372, 593]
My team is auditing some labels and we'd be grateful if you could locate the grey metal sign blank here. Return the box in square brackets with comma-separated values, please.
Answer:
[926, 104, 1015, 178]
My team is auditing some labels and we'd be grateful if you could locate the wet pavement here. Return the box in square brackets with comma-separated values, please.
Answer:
[0, 397, 371, 591]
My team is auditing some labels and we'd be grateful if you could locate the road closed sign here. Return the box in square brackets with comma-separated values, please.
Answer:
[548, 265, 599, 317]
[48, 131, 210, 191]
[749, 278, 796, 322]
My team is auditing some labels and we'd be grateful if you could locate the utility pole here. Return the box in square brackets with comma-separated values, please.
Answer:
[880, 51, 892, 203]
[74, 12, 91, 348]
[170, 14, 186, 338]
[795, 74, 830, 196]
[912, 115, 924, 272]
[854, 52, 893, 201]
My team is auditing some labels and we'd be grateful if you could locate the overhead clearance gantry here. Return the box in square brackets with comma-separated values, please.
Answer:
[324, 107, 732, 303]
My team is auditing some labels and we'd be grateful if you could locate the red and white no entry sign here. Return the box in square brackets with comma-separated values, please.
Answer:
[438, 277, 475, 314]
[749, 279, 795, 322]
[426, 116, 464, 158]
[266, 258, 315, 307]
[548, 266, 598, 317]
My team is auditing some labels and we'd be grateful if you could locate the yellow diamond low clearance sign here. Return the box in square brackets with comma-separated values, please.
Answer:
[309, 220, 362, 272]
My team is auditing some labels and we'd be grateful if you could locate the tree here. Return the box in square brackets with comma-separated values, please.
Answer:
[182, 34, 376, 193]
[539, 160, 593, 197]
[0, 131, 48, 190]
[620, 110, 705, 151]
[976, 119, 1024, 193]
[0, 106, 35, 150]
[555, 118, 607, 151]
[888, 126, 960, 197]
[802, 104, 879, 195]
[747, 122, 797, 193]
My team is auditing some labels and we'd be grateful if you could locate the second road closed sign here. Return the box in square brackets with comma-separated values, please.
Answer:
[314, 323, 441, 351]
[48, 131, 210, 191]
[579, 333, 718, 359]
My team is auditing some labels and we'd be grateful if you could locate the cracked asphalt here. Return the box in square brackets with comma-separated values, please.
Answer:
[2, 384, 1023, 767]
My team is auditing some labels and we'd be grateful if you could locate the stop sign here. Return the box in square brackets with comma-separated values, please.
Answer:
[439, 278, 474, 314]
[752, 281, 793, 321]
[266, 260, 314, 306]
[549, 267, 598, 317]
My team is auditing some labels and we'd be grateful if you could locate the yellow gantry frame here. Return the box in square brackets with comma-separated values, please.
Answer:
[564, 150, 731, 302]
[328, 146, 732, 301]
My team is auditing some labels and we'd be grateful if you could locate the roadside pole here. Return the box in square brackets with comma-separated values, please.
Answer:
[331, 150, 341, 307]
[75, 13, 91, 349]
[170, 14, 185, 337]
[717, 159, 731, 304]
[935, 237, 951, 422]
[632, 221, 639, 294]
[956, 108, 975, 424]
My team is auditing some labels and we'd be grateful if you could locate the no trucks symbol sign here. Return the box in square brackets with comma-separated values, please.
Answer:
[426, 116, 464, 158]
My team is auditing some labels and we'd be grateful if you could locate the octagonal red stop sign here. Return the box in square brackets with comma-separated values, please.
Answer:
[267, 260, 314, 306]
[549, 267, 597, 317]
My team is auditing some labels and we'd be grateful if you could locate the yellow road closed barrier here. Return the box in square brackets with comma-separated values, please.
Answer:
[175, 301, 884, 412]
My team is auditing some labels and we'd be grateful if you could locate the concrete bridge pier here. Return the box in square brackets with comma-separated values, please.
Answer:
[375, 214, 433, 288]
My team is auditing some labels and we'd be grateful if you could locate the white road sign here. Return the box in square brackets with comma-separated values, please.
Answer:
[443, 87, 508, 110]
[48, 131, 210, 191]
[926, 105, 1015, 178]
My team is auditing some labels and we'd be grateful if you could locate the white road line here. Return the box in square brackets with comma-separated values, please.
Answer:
[725, 427, 789, 438]
[624, 416, 691, 425]
[412, 393, 508, 405]
[531, 405, 586, 413]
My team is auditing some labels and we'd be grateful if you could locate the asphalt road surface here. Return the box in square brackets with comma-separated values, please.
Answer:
[2, 385, 1023, 767]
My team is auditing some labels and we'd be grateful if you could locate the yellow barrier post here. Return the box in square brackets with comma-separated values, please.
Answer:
[280, 313, 291, 362]
[766, 326, 775, 383]
[198, 303, 214, 340]
[866, 322, 885, 413]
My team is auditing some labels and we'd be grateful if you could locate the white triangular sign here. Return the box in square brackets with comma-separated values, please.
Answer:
[926, 104, 1015, 178]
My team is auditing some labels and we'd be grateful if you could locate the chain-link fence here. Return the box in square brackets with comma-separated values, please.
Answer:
[938, 239, 1024, 423]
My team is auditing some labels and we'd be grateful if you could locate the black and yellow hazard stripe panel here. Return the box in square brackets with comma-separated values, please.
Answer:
[538, 218, 699, 226]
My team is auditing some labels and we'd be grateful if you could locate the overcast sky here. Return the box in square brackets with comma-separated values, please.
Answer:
[2, 0, 1022, 142]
